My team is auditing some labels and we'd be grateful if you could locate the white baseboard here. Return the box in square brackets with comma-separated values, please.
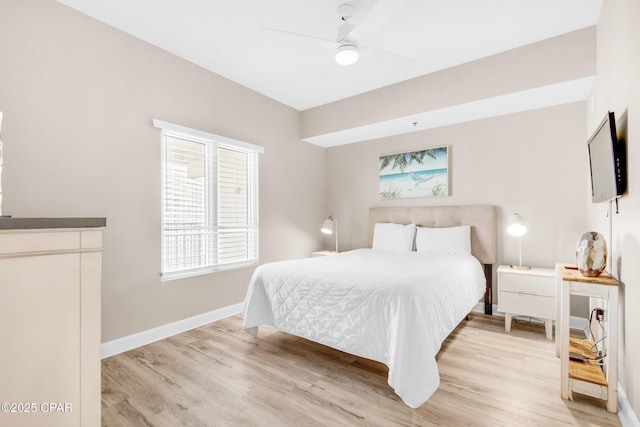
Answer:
[472, 303, 589, 332]
[101, 302, 244, 359]
[472, 302, 498, 315]
[619, 385, 640, 427]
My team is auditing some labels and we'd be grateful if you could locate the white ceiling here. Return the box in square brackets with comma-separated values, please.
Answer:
[55, 0, 602, 113]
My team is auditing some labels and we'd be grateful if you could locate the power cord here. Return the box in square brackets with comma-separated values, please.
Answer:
[513, 316, 533, 324]
[589, 308, 607, 353]
[586, 307, 607, 366]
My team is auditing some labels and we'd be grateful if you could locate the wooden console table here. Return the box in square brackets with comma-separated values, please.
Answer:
[556, 263, 619, 413]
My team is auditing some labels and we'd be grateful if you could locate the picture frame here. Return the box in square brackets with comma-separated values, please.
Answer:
[379, 146, 449, 199]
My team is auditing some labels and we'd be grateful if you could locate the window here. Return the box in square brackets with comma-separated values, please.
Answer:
[154, 120, 262, 280]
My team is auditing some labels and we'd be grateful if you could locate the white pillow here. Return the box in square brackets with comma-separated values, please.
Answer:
[372, 223, 416, 251]
[415, 225, 471, 255]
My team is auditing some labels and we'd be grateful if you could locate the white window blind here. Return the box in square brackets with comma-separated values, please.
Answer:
[154, 119, 262, 280]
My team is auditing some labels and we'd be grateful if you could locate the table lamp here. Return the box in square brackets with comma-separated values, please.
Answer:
[507, 213, 530, 270]
[321, 215, 338, 253]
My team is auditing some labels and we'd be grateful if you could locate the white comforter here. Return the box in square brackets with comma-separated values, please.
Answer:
[242, 248, 486, 408]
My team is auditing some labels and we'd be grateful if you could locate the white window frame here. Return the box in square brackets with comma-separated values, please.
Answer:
[154, 119, 263, 281]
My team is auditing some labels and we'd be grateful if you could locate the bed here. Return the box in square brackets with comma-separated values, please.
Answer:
[242, 205, 496, 408]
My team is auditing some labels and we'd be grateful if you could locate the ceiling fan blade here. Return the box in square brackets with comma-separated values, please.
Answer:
[354, 0, 407, 38]
[260, 27, 335, 50]
[360, 44, 418, 68]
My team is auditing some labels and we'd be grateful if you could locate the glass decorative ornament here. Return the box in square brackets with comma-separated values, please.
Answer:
[576, 231, 607, 277]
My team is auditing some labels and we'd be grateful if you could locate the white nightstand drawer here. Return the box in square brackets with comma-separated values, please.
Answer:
[499, 291, 556, 319]
[498, 271, 555, 297]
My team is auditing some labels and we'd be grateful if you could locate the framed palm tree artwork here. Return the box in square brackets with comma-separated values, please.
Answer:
[379, 146, 449, 199]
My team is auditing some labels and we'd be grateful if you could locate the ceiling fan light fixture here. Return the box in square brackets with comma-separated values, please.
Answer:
[335, 43, 359, 65]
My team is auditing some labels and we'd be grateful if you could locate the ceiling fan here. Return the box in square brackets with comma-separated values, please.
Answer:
[261, 1, 415, 67]
[335, 4, 360, 65]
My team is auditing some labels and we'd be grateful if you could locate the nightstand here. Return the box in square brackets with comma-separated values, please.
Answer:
[311, 250, 338, 257]
[497, 265, 556, 339]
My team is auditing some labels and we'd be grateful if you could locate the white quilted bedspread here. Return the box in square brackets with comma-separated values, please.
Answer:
[242, 248, 486, 408]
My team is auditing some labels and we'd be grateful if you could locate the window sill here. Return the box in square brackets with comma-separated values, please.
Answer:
[161, 260, 258, 282]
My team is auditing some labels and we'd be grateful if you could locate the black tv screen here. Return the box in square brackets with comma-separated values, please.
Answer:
[588, 111, 626, 203]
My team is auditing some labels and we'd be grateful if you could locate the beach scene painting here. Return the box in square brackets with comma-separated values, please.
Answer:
[379, 146, 449, 199]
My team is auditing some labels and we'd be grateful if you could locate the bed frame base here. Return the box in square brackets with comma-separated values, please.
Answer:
[483, 264, 493, 315]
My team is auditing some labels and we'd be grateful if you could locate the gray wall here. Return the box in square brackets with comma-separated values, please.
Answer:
[324, 103, 590, 307]
[0, 0, 326, 342]
[590, 0, 640, 417]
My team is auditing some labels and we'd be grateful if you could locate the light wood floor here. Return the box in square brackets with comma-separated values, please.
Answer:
[102, 313, 620, 426]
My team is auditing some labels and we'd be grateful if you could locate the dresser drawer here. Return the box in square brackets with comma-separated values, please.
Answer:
[499, 291, 556, 319]
[498, 271, 555, 297]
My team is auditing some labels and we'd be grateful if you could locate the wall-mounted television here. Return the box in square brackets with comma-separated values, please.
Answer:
[587, 111, 627, 203]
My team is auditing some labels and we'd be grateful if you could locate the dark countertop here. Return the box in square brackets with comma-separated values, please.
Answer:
[0, 217, 106, 230]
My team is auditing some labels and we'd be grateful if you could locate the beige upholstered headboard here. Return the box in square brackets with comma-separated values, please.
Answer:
[368, 205, 496, 265]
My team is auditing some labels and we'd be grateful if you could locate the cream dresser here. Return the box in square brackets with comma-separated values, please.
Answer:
[0, 218, 105, 427]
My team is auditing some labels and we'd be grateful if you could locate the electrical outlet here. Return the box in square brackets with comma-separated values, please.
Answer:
[596, 308, 605, 321]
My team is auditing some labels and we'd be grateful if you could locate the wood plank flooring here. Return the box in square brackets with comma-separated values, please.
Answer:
[102, 314, 620, 426]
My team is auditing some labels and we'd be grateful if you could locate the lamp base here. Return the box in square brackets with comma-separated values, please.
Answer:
[510, 264, 531, 270]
